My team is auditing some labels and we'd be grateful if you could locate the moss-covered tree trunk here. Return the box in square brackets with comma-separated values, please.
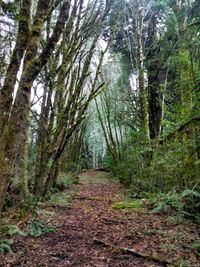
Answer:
[0, 0, 32, 211]
[7, 0, 52, 196]
[171, 1, 193, 117]
[135, 6, 150, 140]
[34, 81, 53, 196]
[146, 14, 163, 139]
[0, 1, 70, 211]
[0, 0, 32, 136]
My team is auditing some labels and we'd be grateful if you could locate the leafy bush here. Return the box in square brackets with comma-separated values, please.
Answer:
[149, 193, 182, 214]
[104, 130, 199, 194]
[147, 189, 200, 223]
[180, 189, 200, 221]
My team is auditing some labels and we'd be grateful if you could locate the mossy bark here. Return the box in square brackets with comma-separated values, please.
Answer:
[0, 0, 32, 136]
[146, 14, 163, 139]
[135, 5, 150, 140]
[0, 1, 70, 212]
[0, 0, 32, 211]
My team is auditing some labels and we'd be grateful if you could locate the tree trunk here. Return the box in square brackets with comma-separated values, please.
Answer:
[135, 6, 150, 140]
[0, 1, 70, 212]
[146, 14, 163, 139]
[0, 0, 32, 136]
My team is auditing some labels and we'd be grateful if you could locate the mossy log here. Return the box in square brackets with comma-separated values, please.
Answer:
[93, 237, 179, 266]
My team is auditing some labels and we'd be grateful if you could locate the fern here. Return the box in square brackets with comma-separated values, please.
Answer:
[151, 202, 170, 214]
[0, 222, 26, 237]
[49, 192, 71, 207]
[0, 239, 13, 253]
[148, 189, 200, 222]
[27, 221, 56, 237]
[188, 240, 200, 257]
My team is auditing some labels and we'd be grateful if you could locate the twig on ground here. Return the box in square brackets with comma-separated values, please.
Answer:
[106, 254, 112, 267]
[75, 196, 103, 200]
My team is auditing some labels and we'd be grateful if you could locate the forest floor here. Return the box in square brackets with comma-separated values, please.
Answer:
[0, 171, 199, 267]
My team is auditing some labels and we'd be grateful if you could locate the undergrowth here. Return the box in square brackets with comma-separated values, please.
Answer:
[0, 220, 26, 253]
[115, 188, 200, 224]
[49, 192, 72, 207]
[0, 219, 57, 254]
[0, 240, 14, 253]
[146, 189, 200, 224]
[55, 172, 79, 191]
[188, 240, 200, 257]
[27, 221, 56, 237]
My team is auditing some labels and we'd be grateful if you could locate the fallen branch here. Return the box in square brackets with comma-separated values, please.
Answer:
[93, 237, 178, 266]
[75, 196, 103, 201]
[101, 217, 125, 224]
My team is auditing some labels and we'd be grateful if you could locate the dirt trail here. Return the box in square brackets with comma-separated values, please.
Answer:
[0, 171, 199, 267]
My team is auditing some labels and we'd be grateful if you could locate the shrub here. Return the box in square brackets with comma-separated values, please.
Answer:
[147, 189, 200, 223]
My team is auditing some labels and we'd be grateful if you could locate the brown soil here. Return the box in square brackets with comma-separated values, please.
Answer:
[0, 171, 199, 267]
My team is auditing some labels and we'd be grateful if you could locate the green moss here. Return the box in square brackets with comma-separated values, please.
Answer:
[112, 200, 144, 209]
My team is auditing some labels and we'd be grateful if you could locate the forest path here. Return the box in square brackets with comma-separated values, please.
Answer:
[0, 171, 199, 267]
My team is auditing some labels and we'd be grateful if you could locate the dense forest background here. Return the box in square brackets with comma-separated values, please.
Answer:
[0, 0, 200, 217]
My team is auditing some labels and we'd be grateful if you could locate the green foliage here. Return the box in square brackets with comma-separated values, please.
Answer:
[27, 221, 56, 237]
[0, 240, 14, 254]
[180, 189, 200, 223]
[20, 194, 38, 211]
[0, 221, 25, 254]
[63, 161, 81, 173]
[56, 172, 79, 190]
[49, 192, 71, 207]
[147, 189, 200, 223]
[2, 0, 20, 19]
[0, 224, 26, 237]
[19, 194, 38, 218]
[0, 219, 26, 238]
[188, 240, 200, 257]
[106, 123, 200, 193]
[3, 193, 14, 211]
[112, 200, 144, 209]
[175, 259, 191, 267]
[149, 192, 182, 214]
